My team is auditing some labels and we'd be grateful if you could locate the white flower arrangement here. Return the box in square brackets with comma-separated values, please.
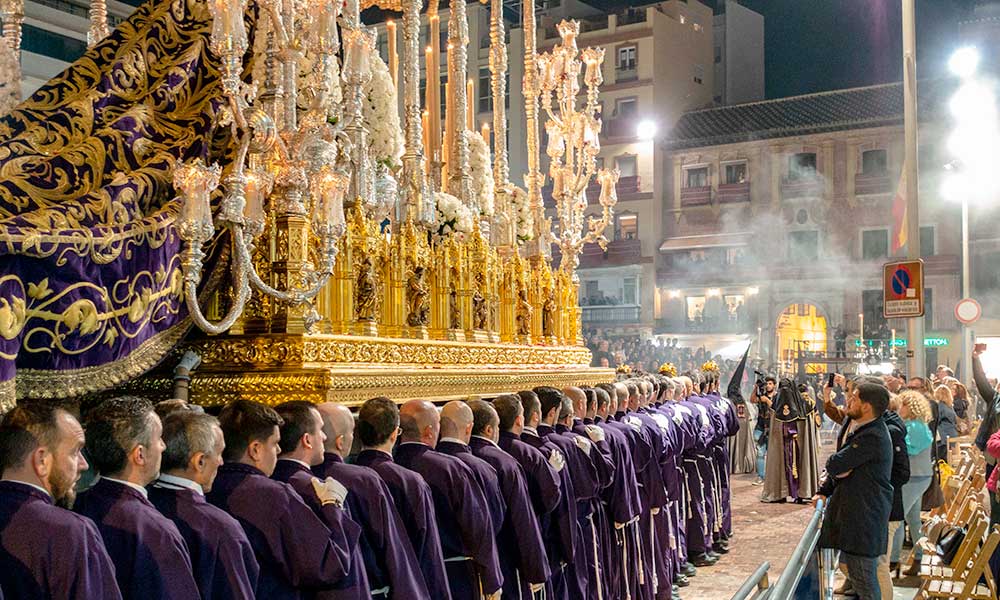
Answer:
[363, 54, 404, 170]
[464, 130, 494, 217]
[435, 191, 475, 241]
[511, 185, 534, 244]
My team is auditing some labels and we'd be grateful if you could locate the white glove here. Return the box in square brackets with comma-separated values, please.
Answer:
[311, 476, 348, 507]
[573, 434, 593, 455]
[584, 424, 605, 443]
[529, 582, 545, 594]
[548, 449, 565, 472]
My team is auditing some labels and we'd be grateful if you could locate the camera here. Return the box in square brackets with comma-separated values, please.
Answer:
[753, 369, 768, 397]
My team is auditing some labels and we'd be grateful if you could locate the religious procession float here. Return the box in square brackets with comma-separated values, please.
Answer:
[0, 0, 620, 409]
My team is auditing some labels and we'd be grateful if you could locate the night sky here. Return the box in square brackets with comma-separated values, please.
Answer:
[709, 0, 979, 99]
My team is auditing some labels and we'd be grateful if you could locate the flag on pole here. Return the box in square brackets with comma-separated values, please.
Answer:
[891, 165, 907, 254]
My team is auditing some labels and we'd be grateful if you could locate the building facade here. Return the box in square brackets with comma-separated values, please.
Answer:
[658, 82, 965, 373]
[712, 0, 764, 106]
[19, 0, 137, 96]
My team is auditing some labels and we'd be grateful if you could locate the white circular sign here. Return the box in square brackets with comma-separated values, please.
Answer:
[955, 298, 981, 325]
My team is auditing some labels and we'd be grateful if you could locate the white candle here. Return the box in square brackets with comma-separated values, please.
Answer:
[480, 122, 490, 147]
[386, 20, 397, 86]
[466, 79, 474, 131]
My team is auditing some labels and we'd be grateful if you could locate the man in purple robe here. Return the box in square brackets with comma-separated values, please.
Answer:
[148, 409, 259, 600]
[467, 399, 550, 599]
[664, 377, 705, 585]
[394, 399, 503, 600]
[560, 386, 616, 599]
[676, 374, 721, 568]
[272, 401, 371, 600]
[313, 402, 429, 599]
[700, 370, 740, 552]
[437, 401, 506, 533]
[534, 386, 604, 600]
[593, 384, 645, 600]
[207, 399, 362, 600]
[353, 398, 451, 600]
[74, 396, 200, 600]
[504, 393, 577, 600]
[0, 403, 121, 599]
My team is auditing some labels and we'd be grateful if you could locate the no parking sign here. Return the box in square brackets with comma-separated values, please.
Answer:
[883, 260, 925, 318]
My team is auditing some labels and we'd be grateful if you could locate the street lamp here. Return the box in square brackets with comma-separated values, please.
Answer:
[942, 46, 999, 382]
[636, 119, 657, 141]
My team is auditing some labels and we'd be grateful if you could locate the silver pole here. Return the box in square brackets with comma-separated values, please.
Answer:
[902, 0, 925, 378]
[962, 196, 972, 381]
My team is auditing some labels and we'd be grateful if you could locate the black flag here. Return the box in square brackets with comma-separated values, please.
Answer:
[727, 343, 752, 404]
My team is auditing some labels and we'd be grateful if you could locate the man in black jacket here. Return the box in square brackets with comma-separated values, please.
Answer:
[814, 381, 893, 600]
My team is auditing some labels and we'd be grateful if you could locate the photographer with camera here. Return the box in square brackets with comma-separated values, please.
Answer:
[750, 372, 777, 485]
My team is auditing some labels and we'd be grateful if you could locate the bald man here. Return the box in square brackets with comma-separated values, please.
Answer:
[312, 404, 428, 600]
[353, 398, 451, 600]
[561, 387, 615, 600]
[393, 400, 502, 600]
[468, 400, 550, 599]
[602, 382, 654, 598]
[512, 391, 579, 600]
[437, 402, 505, 533]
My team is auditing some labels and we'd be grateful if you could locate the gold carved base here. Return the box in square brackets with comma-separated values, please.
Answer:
[469, 330, 490, 343]
[446, 329, 466, 342]
[354, 320, 379, 337]
[122, 334, 612, 407]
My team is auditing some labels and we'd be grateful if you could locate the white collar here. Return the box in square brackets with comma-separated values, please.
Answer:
[439, 437, 467, 446]
[4, 479, 52, 498]
[277, 457, 313, 470]
[522, 426, 540, 437]
[154, 473, 204, 495]
[102, 476, 149, 499]
[399, 441, 430, 448]
[471, 435, 500, 448]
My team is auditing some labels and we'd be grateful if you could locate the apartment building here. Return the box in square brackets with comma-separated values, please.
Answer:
[659, 82, 965, 371]
[18, 0, 137, 95]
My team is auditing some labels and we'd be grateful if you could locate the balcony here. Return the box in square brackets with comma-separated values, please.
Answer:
[542, 175, 641, 207]
[617, 8, 648, 26]
[680, 185, 712, 207]
[781, 175, 824, 200]
[855, 172, 892, 196]
[602, 116, 638, 139]
[717, 182, 750, 204]
[582, 304, 641, 325]
[615, 67, 638, 83]
[579, 238, 643, 268]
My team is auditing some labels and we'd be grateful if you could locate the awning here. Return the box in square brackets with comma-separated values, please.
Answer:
[659, 232, 752, 253]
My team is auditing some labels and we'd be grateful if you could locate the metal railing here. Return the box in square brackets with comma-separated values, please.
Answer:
[731, 561, 771, 600]
[762, 498, 831, 600]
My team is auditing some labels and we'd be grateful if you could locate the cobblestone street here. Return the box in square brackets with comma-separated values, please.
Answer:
[682, 471, 817, 599]
[685, 448, 920, 600]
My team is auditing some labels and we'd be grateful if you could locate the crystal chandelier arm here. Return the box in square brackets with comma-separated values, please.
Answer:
[182, 229, 254, 335]
[238, 225, 336, 305]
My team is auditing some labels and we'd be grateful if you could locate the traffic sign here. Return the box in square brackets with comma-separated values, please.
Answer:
[883, 260, 924, 318]
[955, 298, 981, 325]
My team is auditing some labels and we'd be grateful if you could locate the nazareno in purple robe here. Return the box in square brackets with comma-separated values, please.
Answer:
[593, 417, 643, 600]
[354, 449, 452, 600]
[469, 435, 551, 598]
[393, 441, 503, 600]
[270, 459, 372, 600]
[536, 422, 600, 600]
[520, 428, 584, 600]
[0, 481, 122, 600]
[436, 440, 507, 533]
[148, 478, 260, 600]
[312, 452, 430, 599]
[73, 477, 199, 600]
[602, 416, 651, 598]
[207, 462, 362, 600]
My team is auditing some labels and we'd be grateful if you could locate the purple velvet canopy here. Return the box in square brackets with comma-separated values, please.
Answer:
[0, 0, 245, 410]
